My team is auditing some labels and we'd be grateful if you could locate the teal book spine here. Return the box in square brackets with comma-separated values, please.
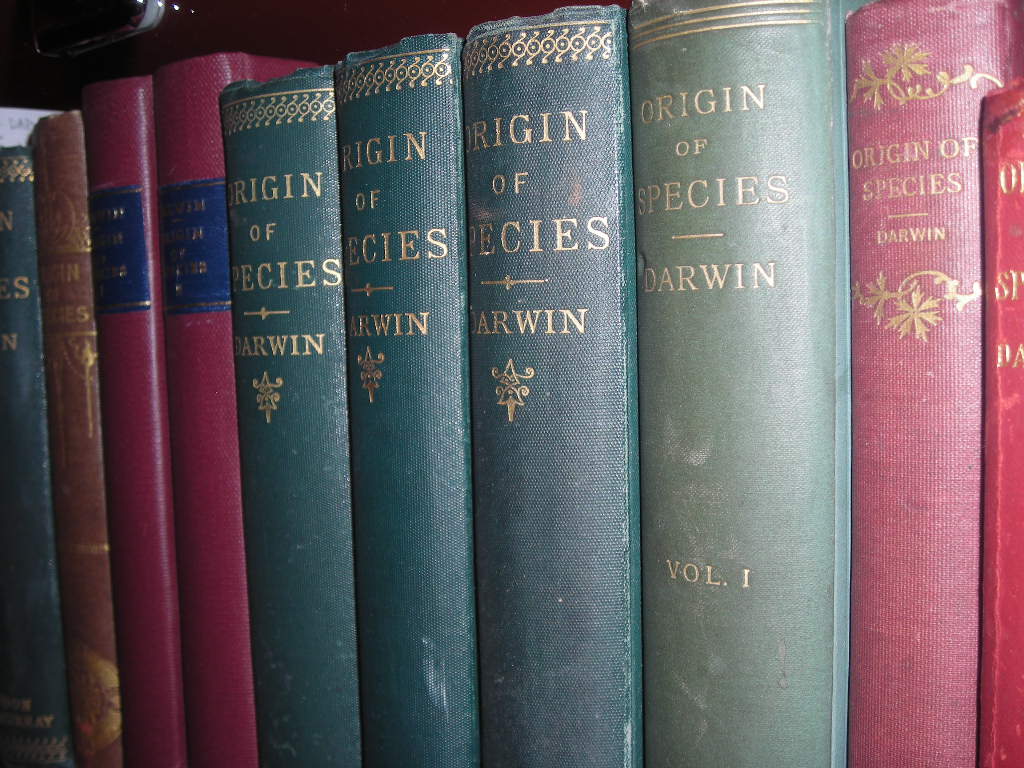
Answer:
[628, 1, 851, 767]
[337, 35, 479, 768]
[462, 7, 641, 767]
[0, 148, 76, 768]
[219, 68, 361, 767]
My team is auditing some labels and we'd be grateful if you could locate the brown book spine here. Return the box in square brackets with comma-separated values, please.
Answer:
[32, 111, 123, 768]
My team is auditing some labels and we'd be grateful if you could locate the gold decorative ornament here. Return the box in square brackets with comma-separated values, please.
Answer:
[850, 43, 1002, 109]
[0, 155, 33, 183]
[253, 371, 284, 423]
[853, 270, 981, 341]
[339, 50, 454, 101]
[221, 89, 336, 135]
[357, 347, 385, 403]
[67, 641, 121, 756]
[492, 359, 536, 422]
[464, 23, 613, 77]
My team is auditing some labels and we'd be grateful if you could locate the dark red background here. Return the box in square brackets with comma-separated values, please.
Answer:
[0, 0, 622, 110]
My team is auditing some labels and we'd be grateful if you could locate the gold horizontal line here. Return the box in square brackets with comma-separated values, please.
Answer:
[480, 19, 608, 35]
[673, 233, 725, 240]
[350, 283, 395, 295]
[166, 300, 232, 310]
[97, 300, 152, 311]
[633, 19, 815, 48]
[351, 48, 450, 66]
[90, 185, 141, 197]
[59, 542, 110, 555]
[160, 179, 224, 191]
[50, 330, 98, 338]
[887, 212, 929, 219]
[633, 8, 813, 38]
[221, 88, 333, 109]
[631, 0, 815, 29]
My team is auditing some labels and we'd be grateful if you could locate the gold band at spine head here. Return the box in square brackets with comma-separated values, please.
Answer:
[0, 156, 33, 183]
[339, 51, 454, 102]
[221, 89, 336, 135]
[464, 24, 614, 77]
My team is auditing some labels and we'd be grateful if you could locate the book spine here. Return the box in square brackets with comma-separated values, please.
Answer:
[846, 3, 1023, 766]
[629, 2, 848, 766]
[980, 81, 1024, 768]
[0, 147, 76, 768]
[33, 111, 123, 768]
[81, 76, 188, 768]
[462, 8, 640, 767]
[220, 67, 361, 767]
[337, 34, 480, 767]
[154, 52, 304, 768]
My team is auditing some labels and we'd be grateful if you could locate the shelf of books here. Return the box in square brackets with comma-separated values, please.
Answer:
[2, 1, 1022, 767]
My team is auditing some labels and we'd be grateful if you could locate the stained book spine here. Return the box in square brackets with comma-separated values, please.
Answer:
[154, 52, 305, 768]
[337, 35, 479, 767]
[33, 111, 123, 768]
[846, 2, 1024, 766]
[220, 67, 361, 767]
[628, 2, 849, 767]
[980, 81, 1024, 768]
[0, 147, 76, 768]
[81, 76, 188, 768]
[462, 7, 640, 767]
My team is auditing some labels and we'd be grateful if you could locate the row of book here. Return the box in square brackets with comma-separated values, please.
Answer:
[2, 0, 1023, 767]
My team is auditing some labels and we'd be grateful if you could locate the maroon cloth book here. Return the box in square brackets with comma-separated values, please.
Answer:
[82, 75, 188, 768]
[981, 81, 1024, 768]
[153, 52, 309, 768]
[847, 2, 1024, 767]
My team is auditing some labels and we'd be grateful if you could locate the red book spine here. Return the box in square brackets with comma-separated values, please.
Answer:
[847, 2, 1024, 766]
[82, 76, 187, 768]
[980, 81, 1024, 768]
[153, 52, 308, 768]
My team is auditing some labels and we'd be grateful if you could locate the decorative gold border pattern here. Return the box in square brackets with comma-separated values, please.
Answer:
[0, 155, 33, 183]
[464, 23, 613, 77]
[221, 89, 336, 135]
[850, 44, 1002, 110]
[339, 49, 454, 101]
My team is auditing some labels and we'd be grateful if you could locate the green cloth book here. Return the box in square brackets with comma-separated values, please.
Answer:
[628, 1, 858, 766]
[0, 147, 76, 768]
[220, 68, 361, 767]
[337, 34, 480, 767]
[463, 7, 641, 767]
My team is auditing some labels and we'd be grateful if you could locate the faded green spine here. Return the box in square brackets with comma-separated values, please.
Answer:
[0, 147, 76, 768]
[337, 34, 479, 768]
[220, 68, 360, 767]
[629, 1, 850, 766]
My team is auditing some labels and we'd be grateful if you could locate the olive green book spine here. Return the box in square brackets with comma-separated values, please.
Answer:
[629, 1, 853, 766]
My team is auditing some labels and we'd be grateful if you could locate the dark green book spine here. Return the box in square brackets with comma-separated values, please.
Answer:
[219, 68, 361, 767]
[462, 8, 640, 767]
[629, 2, 849, 767]
[0, 148, 76, 768]
[337, 35, 479, 768]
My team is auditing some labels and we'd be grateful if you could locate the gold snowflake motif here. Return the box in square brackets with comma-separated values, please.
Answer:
[852, 270, 981, 342]
[883, 43, 931, 83]
[886, 287, 942, 341]
[850, 43, 1002, 109]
